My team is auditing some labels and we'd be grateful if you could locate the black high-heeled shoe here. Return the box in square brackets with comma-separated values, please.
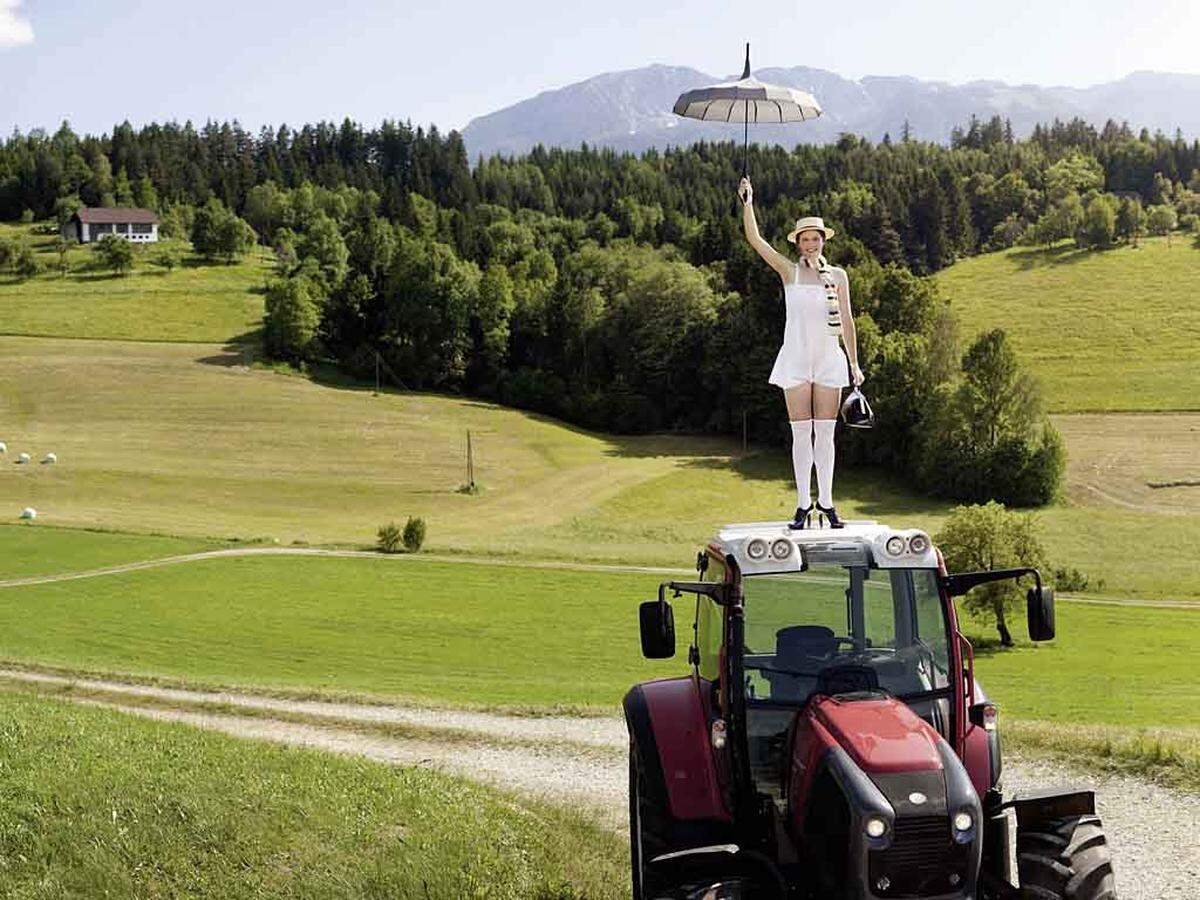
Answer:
[815, 502, 845, 529]
[787, 505, 812, 531]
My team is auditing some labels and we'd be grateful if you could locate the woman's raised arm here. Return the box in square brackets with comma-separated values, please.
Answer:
[738, 177, 793, 281]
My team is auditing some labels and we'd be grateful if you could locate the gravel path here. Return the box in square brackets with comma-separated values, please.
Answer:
[4, 668, 1196, 896]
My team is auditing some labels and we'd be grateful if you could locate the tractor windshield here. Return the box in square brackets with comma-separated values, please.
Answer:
[741, 564, 951, 706]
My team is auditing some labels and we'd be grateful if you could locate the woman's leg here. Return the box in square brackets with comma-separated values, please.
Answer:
[784, 384, 814, 510]
[811, 385, 842, 508]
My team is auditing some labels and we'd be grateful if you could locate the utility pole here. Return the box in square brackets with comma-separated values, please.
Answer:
[374, 351, 380, 396]
[466, 430, 475, 491]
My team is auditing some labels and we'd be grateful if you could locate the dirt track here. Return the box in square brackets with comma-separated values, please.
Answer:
[2, 668, 1196, 897]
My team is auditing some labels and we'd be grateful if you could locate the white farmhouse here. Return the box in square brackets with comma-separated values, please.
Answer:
[65, 207, 160, 244]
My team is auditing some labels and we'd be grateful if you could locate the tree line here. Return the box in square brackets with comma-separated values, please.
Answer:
[6, 112, 1199, 505]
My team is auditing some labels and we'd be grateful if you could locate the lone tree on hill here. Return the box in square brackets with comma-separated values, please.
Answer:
[936, 501, 1046, 646]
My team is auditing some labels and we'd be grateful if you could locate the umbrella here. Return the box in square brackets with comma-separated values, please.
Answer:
[672, 43, 822, 176]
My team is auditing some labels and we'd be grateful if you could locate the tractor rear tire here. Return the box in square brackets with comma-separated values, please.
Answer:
[630, 747, 668, 900]
[1016, 814, 1117, 899]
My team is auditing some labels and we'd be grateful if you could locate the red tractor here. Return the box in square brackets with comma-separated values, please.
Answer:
[625, 520, 1117, 900]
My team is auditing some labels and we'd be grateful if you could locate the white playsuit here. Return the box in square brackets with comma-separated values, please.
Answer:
[768, 262, 850, 390]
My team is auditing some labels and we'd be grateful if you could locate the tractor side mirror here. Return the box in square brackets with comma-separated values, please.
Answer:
[639, 599, 675, 659]
[1027, 585, 1056, 641]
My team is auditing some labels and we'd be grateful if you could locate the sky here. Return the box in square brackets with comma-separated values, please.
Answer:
[3, 0, 1200, 137]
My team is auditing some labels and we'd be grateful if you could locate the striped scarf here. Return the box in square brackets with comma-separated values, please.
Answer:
[803, 255, 842, 337]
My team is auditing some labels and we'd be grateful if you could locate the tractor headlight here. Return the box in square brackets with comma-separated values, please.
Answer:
[770, 539, 792, 560]
[953, 811, 974, 832]
[864, 816, 888, 838]
[884, 535, 906, 557]
[745, 538, 768, 561]
[908, 533, 930, 554]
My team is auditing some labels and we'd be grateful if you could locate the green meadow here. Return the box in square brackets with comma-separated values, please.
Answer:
[0, 524, 217, 579]
[0, 690, 625, 899]
[936, 235, 1200, 413]
[3, 338, 1199, 599]
[0, 222, 268, 343]
[1, 553, 1196, 730]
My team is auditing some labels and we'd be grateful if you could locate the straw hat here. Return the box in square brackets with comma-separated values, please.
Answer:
[787, 216, 835, 243]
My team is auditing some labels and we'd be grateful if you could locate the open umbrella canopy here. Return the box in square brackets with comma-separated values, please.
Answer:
[673, 76, 821, 123]
[673, 44, 822, 174]
[673, 76, 822, 124]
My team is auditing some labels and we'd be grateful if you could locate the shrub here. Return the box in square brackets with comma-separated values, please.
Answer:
[1146, 204, 1178, 236]
[95, 234, 135, 275]
[376, 522, 402, 554]
[156, 245, 183, 272]
[1053, 567, 1104, 593]
[19, 208, 34, 224]
[12, 242, 40, 280]
[402, 517, 426, 552]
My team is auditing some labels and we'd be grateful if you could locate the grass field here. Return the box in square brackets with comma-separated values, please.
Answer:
[0, 222, 268, 343]
[0, 689, 625, 899]
[936, 235, 1200, 413]
[1, 553, 1196, 729]
[3, 338, 1199, 598]
[0, 524, 218, 578]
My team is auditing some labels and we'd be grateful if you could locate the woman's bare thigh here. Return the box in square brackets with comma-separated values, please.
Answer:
[812, 384, 842, 419]
[783, 384, 813, 421]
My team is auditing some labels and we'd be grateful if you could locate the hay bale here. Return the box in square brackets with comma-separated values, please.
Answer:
[0, 441, 6, 453]
[20, 507, 36, 520]
[16, 452, 30, 464]
[42, 452, 57, 464]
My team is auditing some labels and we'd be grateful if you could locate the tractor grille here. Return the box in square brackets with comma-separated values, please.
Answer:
[868, 816, 968, 898]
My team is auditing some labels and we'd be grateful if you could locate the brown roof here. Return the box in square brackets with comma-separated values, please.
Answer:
[76, 207, 159, 225]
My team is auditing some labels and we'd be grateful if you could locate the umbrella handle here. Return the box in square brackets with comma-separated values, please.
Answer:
[743, 101, 749, 178]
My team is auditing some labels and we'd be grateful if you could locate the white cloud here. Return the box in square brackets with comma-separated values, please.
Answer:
[0, 0, 34, 49]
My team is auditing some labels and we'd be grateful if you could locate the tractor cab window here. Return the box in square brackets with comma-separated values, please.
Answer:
[742, 564, 950, 705]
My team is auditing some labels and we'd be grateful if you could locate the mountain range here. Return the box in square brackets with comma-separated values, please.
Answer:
[461, 65, 1200, 160]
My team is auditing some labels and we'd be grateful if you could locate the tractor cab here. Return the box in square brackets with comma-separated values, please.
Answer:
[625, 519, 1112, 900]
[707, 522, 955, 806]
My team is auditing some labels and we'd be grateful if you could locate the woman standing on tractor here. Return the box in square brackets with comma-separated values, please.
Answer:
[737, 175, 864, 530]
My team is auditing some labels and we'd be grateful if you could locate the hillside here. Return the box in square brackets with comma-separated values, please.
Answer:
[1, 336, 1198, 598]
[935, 235, 1200, 412]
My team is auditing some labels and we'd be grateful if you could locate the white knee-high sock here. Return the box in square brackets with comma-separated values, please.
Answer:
[790, 420, 813, 508]
[813, 419, 837, 507]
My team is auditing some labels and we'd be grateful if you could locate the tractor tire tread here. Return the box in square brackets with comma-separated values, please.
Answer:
[1017, 815, 1118, 900]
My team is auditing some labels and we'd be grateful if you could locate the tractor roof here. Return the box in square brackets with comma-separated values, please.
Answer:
[710, 519, 938, 575]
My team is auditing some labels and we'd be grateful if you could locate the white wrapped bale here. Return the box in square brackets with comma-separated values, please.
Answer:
[17, 452, 30, 464]
[0, 441, 6, 453]
[42, 452, 57, 464]
[20, 507, 36, 520]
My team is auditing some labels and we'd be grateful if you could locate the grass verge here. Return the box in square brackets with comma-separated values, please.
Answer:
[1005, 719, 1200, 795]
[0, 689, 626, 899]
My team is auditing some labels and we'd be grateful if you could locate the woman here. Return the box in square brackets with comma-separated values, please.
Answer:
[738, 176, 863, 530]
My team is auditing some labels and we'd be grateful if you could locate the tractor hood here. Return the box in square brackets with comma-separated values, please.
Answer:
[813, 695, 943, 774]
